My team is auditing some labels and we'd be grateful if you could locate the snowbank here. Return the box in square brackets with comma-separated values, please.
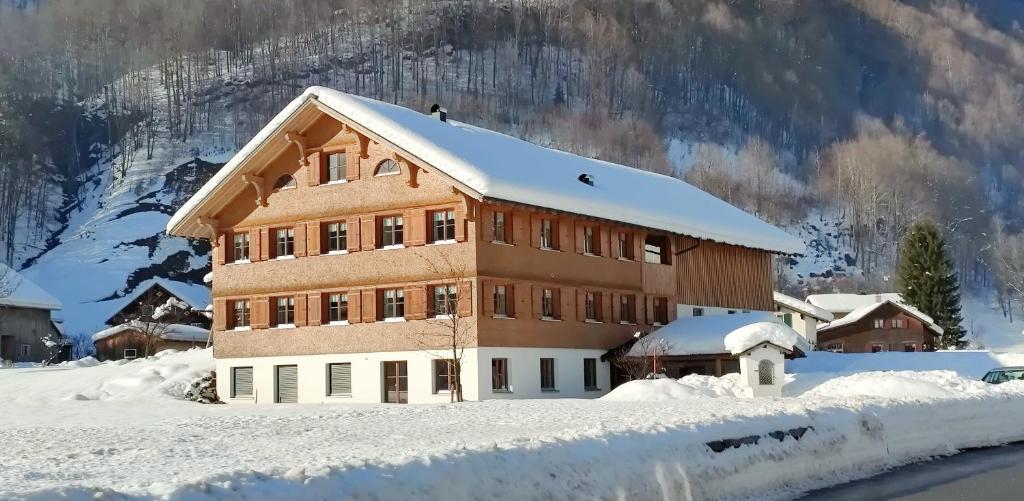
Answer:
[602, 377, 716, 401]
[789, 350, 1024, 379]
[723, 321, 807, 354]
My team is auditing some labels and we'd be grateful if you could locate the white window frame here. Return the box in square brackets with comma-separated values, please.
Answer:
[123, 348, 138, 359]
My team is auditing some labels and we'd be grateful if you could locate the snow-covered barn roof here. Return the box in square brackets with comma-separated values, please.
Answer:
[773, 291, 833, 322]
[101, 279, 210, 326]
[91, 322, 210, 343]
[626, 312, 791, 356]
[167, 87, 804, 255]
[817, 300, 943, 335]
[0, 263, 62, 311]
[805, 293, 903, 314]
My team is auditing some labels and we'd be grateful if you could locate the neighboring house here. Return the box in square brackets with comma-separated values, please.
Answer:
[93, 280, 211, 361]
[773, 291, 833, 347]
[0, 264, 69, 363]
[816, 300, 942, 353]
[805, 293, 903, 320]
[165, 87, 803, 404]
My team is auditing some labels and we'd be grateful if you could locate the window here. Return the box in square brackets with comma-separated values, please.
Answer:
[584, 358, 599, 390]
[728, 310, 737, 315]
[273, 174, 296, 191]
[904, 343, 917, 352]
[275, 228, 295, 257]
[585, 292, 597, 321]
[274, 297, 295, 326]
[123, 348, 137, 359]
[382, 289, 405, 320]
[431, 209, 456, 242]
[328, 363, 352, 396]
[781, 313, 793, 327]
[644, 234, 670, 264]
[618, 232, 633, 260]
[232, 367, 254, 398]
[380, 216, 404, 247]
[374, 159, 400, 176]
[326, 222, 347, 252]
[826, 343, 844, 353]
[19, 344, 30, 358]
[871, 344, 885, 353]
[492, 358, 509, 391]
[326, 152, 346, 182]
[758, 360, 775, 385]
[494, 285, 508, 317]
[434, 359, 456, 393]
[232, 300, 251, 329]
[652, 297, 669, 325]
[619, 295, 635, 323]
[542, 288, 556, 319]
[232, 233, 250, 262]
[433, 284, 457, 317]
[492, 211, 507, 243]
[692, 307, 704, 317]
[583, 227, 596, 255]
[140, 305, 156, 317]
[327, 293, 348, 323]
[540, 358, 556, 391]
[873, 319, 885, 329]
[892, 318, 904, 329]
[540, 219, 555, 249]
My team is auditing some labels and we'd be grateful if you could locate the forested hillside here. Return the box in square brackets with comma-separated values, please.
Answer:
[4, 0, 1024, 336]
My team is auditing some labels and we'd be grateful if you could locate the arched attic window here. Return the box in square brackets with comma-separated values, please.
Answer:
[758, 359, 775, 386]
[374, 159, 400, 176]
[273, 174, 296, 191]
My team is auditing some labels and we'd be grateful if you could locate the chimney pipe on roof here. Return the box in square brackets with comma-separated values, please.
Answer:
[429, 103, 447, 122]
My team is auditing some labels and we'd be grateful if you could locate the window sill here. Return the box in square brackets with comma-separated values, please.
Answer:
[326, 394, 352, 399]
[582, 252, 601, 258]
[230, 396, 255, 401]
[492, 314, 515, 320]
[585, 387, 602, 392]
[539, 247, 560, 252]
[430, 239, 457, 246]
[584, 319, 602, 324]
[275, 255, 296, 261]
[382, 317, 407, 323]
[619, 321, 636, 325]
[541, 389, 559, 393]
[541, 317, 561, 322]
[227, 259, 251, 266]
[326, 250, 349, 256]
[379, 244, 405, 251]
[328, 321, 349, 326]
[271, 324, 296, 330]
[324, 179, 348, 185]
[652, 322, 665, 327]
[492, 389, 513, 394]
[232, 326, 252, 332]
[616, 257, 634, 262]
[490, 240, 513, 246]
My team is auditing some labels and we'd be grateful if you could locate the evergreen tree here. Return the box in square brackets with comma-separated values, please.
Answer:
[897, 221, 965, 348]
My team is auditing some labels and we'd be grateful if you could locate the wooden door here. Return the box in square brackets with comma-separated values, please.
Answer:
[383, 361, 408, 403]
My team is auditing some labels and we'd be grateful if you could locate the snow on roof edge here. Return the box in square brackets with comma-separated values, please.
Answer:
[818, 300, 943, 335]
[0, 263, 62, 311]
[773, 291, 833, 322]
[92, 322, 210, 343]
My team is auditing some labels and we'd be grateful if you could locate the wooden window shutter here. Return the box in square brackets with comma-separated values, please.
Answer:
[408, 208, 426, 246]
[307, 293, 322, 326]
[348, 291, 361, 323]
[506, 284, 516, 317]
[347, 217, 361, 253]
[213, 299, 227, 331]
[295, 294, 308, 327]
[480, 207, 494, 242]
[512, 211, 527, 246]
[560, 287, 574, 321]
[215, 234, 227, 265]
[645, 296, 654, 325]
[514, 283, 529, 319]
[413, 285, 428, 320]
[610, 293, 620, 324]
[253, 297, 270, 329]
[609, 231, 620, 260]
[574, 224, 585, 254]
[633, 232, 644, 262]
[360, 289, 376, 323]
[307, 222, 321, 256]
[454, 205, 467, 242]
[530, 216, 542, 248]
[259, 228, 270, 261]
[249, 228, 262, 261]
[601, 292, 612, 322]
[634, 295, 643, 324]
[404, 285, 419, 320]
[457, 281, 473, 317]
[360, 216, 376, 251]
[293, 225, 307, 257]
[598, 226, 609, 256]
[483, 283, 495, 316]
[576, 290, 587, 321]
[558, 216, 572, 251]
[532, 285, 543, 319]
[345, 149, 360, 181]
[668, 299, 678, 322]
[308, 151, 322, 186]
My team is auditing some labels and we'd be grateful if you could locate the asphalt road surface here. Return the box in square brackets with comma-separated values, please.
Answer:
[799, 442, 1024, 500]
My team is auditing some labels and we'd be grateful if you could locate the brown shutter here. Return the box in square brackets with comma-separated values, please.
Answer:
[668, 299, 678, 322]
[532, 285, 543, 319]
[259, 228, 270, 260]
[295, 294, 308, 327]
[597, 226, 607, 256]
[480, 207, 494, 242]
[611, 293, 620, 324]
[560, 287, 574, 321]
[575, 224, 585, 254]
[530, 216, 541, 248]
[293, 225, 307, 257]
[455, 205, 467, 242]
[307, 222, 321, 256]
[414, 285, 429, 320]
[404, 285, 420, 320]
[645, 296, 654, 325]
[347, 217, 361, 253]
[307, 293, 322, 326]
[609, 230, 620, 260]
[558, 216, 572, 251]
[248, 228, 261, 261]
[308, 152, 322, 186]
[576, 290, 587, 322]
[483, 283, 495, 317]
[348, 291, 362, 323]
[252, 297, 270, 329]
[345, 149, 360, 181]
[360, 216, 376, 251]
[407, 208, 426, 246]
[457, 281, 473, 317]
[215, 233, 227, 265]
[633, 232, 644, 262]
[512, 210, 527, 246]
[514, 283, 529, 319]
[601, 292, 612, 323]
[361, 289, 376, 322]
[634, 295, 643, 324]
[213, 299, 227, 331]
[506, 284, 516, 317]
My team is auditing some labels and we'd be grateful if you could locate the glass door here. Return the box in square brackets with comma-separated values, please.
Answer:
[383, 361, 408, 403]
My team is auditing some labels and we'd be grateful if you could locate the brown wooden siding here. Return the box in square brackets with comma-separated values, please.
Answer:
[674, 236, 773, 311]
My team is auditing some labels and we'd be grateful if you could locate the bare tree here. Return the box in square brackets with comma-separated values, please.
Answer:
[121, 293, 190, 357]
[414, 249, 473, 403]
[612, 334, 676, 381]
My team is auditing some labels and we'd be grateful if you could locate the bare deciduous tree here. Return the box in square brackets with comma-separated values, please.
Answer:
[414, 249, 472, 403]
[121, 293, 191, 358]
[612, 334, 676, 381]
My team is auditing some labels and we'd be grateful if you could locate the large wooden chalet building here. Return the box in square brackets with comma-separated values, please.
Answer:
[167, 87, 803, 404]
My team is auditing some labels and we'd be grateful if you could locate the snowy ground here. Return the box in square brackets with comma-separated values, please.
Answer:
[4, 349, 1024, 500]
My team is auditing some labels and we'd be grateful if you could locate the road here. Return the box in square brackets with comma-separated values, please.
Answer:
[799, 442, 1024, 500]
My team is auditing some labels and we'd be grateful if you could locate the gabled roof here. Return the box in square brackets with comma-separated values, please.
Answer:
[167, 87, 804, 255]
[91, 322, 210, 343]
[723, 321, 806, 355]
[0, 263, 62, 311]
[805, 292, 903, 314]
[773, 291, 833, 322]
[101, 279, 210, 326]
[624, 312, 791, 356]
[817, 300, 943, 335]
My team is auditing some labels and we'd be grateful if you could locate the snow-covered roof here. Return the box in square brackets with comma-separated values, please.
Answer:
[101, 279, 210, 325]
[167, 87, 804, 255]
[0, 263, 62, 311]
[818, 300, 943, 335]
[774, 291, 833, 322]
[805, 293, 903, 314]
[723, 322, 807, 355]
[91, 322, 210, 343]
[628, 312, 783, 356]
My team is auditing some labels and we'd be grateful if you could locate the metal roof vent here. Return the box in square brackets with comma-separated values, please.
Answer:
[578, 173, 595, 186]
[429, 103, 447, 122]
